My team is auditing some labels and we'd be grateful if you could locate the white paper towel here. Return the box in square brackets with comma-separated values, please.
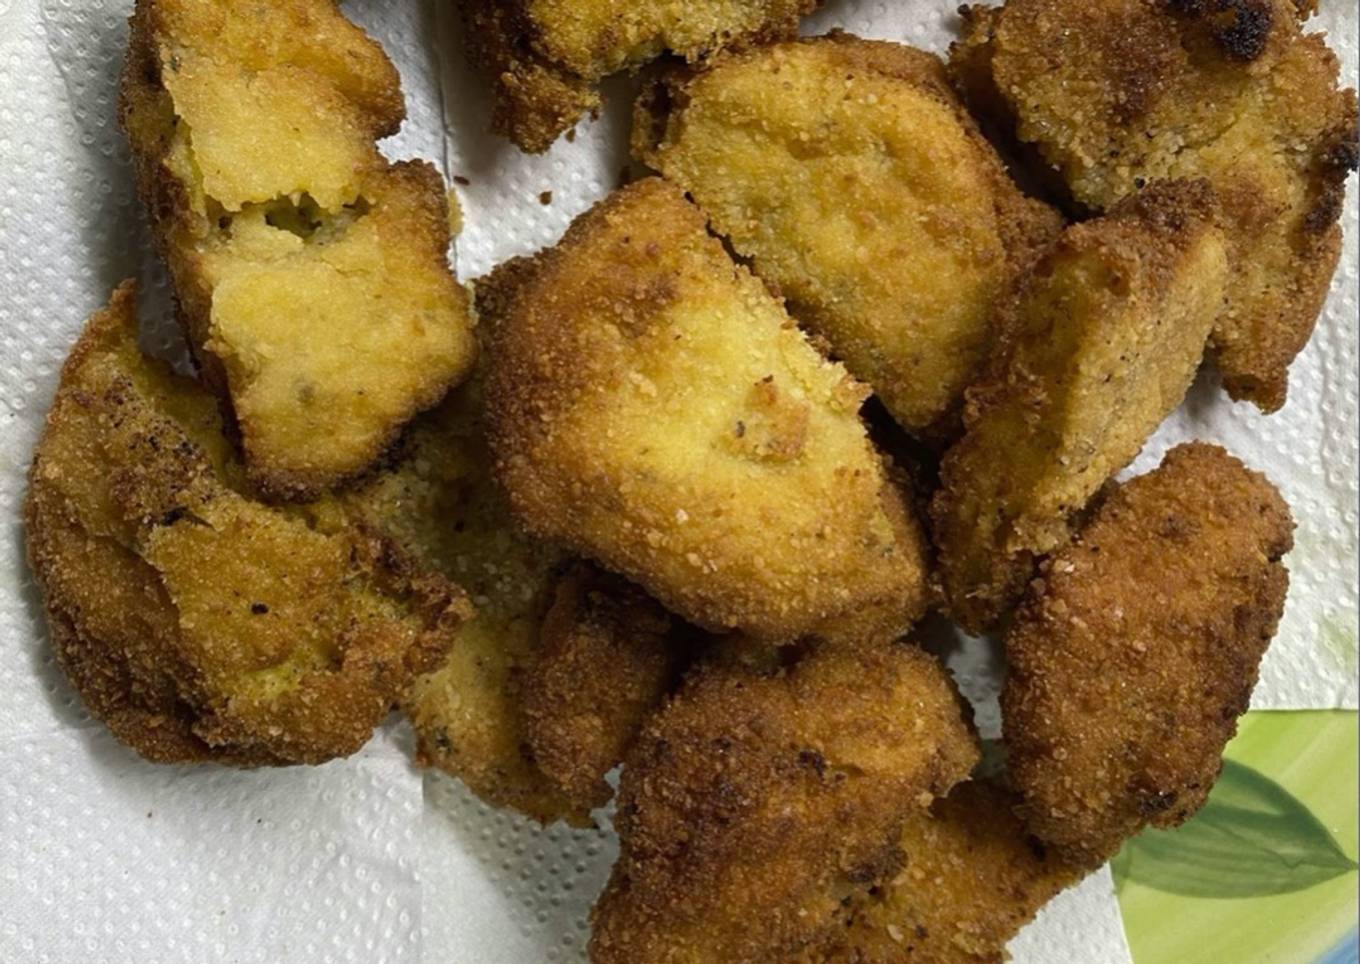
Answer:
[0, 0, 1353, 961]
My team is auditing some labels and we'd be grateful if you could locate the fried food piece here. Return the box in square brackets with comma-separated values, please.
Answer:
[816, 781, 1086, 964]
[589, 641, 979, 963]
[328, 374, 578, 822]
[951, 0, 1358, 412]
[486, 178, 931, 641]
[120, 0, 475, 499]
[931, 181, 1227, 633]
[25, 283, 466, 765]
[1003, 442, 1293, 864]
[465, 0, 815, 152]
[336, 278, 682, 823]
[636, 34, 1063, 434]
[523, 563, 687, 812]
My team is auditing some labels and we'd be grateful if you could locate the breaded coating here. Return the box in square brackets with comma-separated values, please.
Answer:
[486, 178, 931, 641]
[1003, 442, 1294, 864]
[815, 781, 1086, 963]
[25, 283, 467, 766]
[951, 0, 1358, 411]
[465, 0, 815, 152]
[636, 34, 1063, 434]
[590, 642, 979, 963]
[333, 370, 582, 823]
[120, 0, 475, 499]
[931, 182, 1227, 633]
[523, 563, 687, 813]
[336, 276, 682, 823]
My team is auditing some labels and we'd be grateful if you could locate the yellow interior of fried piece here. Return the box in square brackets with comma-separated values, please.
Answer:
[932, 181, 1228, 633]
[638, 35, 1061, 433]
[25, 283, 467, 765]
[120, 0, 475, 499]
[952, 0, 1358, 411]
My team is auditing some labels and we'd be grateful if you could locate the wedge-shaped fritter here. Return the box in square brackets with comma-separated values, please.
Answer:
[931, 181, 1226, 633]
[120, 0, 475, 499]
[486, 178, 931, 641]
[465, 0, 815, 152]
[636, 34, 1062, 434]
[815, 781, 1086, 964]
[1003, 442, 1293, 864]
[334, 294, 682, 823]
[589, 641, 979, 964]
[25, 283, 467, 766]
[951, 0, 1358, 412]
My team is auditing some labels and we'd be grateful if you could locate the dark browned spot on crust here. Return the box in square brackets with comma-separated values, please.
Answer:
[1167, 0, 1274, 61]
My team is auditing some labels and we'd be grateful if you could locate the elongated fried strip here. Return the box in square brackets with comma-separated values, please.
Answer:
[1004, 442, 1293, 863]
[522, 563, 687, 813]
[120, 0, 474, 499]
[590, 642, 979, 963]
[931, 181, 1226, 632]
[637, 34, 1062, 434]
[951, 0, 1358, 411]
[465, 0, 816, 152]
[25, 283, 466, 766]
[486, 178, 930, 641]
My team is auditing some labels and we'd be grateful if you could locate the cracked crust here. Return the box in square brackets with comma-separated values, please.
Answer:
[950, 0, 1358, 411]
[589, 641, 979, 963]
[463, 0, 817, 152]
[25, 283, 468, 766]
[1003, 442, 1293, 864]
[635, 34, 1063, 435]
[931, 181, 1228, 633]
[484, 178, 931, 641]
[119, 0, 475, 500]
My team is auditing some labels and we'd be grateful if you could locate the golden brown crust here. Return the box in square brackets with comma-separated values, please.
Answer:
[813, 781, 1088, 964]
[119, 0, 475, 500]
[464, 0, 817, 152]
[523, 563, 687, 814]
[931, 181, 1227, 632]
[485, 178, 931, 641]
[951, 0, 1358, 411]
[1003, 442, 1293, 864]
[637, 34, 1063, 434]
[25, 283, 468, 766]
[589, 641, 979, 963]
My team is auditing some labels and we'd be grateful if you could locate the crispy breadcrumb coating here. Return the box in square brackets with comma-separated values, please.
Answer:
[464, 0, 816, 152]
[120, 0, 475, 499]
[636, 34, 1062, 434]
[334, 274, 683, 823]
[1003, 442, 1293, 864]
[25, 283, 467, 766]
[815, 781, 1087, 963]
[485, 178, 931, 641]
[931, 181, 1227, 633]
[951, 0, 1358, 412]
[523, 563, 687, 813]
[589, 641, 979, 963]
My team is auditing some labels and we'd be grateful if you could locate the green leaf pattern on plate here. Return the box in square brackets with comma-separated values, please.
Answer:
[1112, 759, 1357, 898]
[1115, 710, 1359, 964]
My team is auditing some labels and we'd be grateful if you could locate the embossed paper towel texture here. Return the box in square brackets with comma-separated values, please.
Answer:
[0, 0, 1353, 961]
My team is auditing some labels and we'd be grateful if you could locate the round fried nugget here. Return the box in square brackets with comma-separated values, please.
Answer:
[1003, 442, 1294, 862]
[486, 178, 931, 642]
[589, 640, 979, 963]
[25, 282, 466, 766]
[636, 33, 1062, 434]
[951, 0, 1358, 411]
